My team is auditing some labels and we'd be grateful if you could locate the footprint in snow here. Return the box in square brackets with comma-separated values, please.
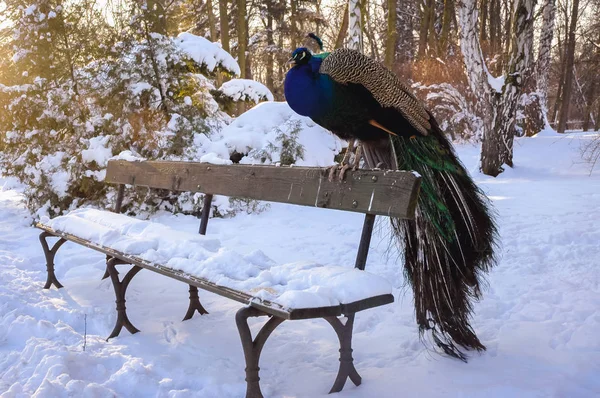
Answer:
[163, 322, 177, 343]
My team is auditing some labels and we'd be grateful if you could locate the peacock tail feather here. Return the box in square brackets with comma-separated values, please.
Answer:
[376, 127, 498, 361]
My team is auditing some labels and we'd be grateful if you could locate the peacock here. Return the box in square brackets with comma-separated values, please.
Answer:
[284, 40, 498, 361]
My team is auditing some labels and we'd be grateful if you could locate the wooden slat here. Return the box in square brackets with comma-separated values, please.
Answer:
[36, 223, 394, 320]
[105, 161, 421, 219]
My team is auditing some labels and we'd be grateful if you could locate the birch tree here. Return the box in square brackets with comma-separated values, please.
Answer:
[536, 0, 556, 129]
[347, 0, 363, 52]
[458, 0, 537, 176]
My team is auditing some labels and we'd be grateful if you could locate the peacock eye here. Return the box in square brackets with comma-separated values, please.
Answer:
[299, 52, 305, 60]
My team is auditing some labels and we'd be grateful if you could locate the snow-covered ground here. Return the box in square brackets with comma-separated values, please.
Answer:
[1, 131, 599, 397]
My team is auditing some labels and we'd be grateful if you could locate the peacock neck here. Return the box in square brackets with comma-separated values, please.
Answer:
[284, 59, 333, 119]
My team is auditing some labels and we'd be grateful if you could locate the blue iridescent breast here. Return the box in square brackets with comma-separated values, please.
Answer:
[284, 58, 333, 119]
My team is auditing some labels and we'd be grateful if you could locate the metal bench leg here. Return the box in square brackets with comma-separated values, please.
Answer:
[101, 255, 111, 280]
[182, 285, 209, 321]
[106, 257, 142, 340]
[324, 314, 362, 393]
[39, 232, 67, 289]
[236, 306, 285, 398]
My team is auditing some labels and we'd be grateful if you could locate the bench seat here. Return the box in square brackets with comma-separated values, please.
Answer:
[37, 208, 394, 319]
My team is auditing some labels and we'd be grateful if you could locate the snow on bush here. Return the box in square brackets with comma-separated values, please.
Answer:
[0, 27, 246, 218]
[413, 82, 483, 141]
[218, 79, 274, 103]
[174, 33, 241, 76]
[201, 102, 343, 167]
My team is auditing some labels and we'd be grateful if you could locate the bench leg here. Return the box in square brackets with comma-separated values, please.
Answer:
[324, 314, 362, 393]
[39, 232, 67, 289]
[182, 285, 209, 321]
[101, 255, 111, 280]
[236, 306, 285, 398]
[106, 257, 142, 340]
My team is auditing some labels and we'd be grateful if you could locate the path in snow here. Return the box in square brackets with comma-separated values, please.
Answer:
[1, 132, 599, 397]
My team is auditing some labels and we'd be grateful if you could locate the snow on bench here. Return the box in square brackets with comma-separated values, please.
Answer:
[40, 208, 392, 312]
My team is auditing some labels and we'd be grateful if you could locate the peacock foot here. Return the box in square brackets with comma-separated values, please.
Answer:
[326, 163, 344, 182]
[327, 143, 363, 182]
[326, 140, 364, 182]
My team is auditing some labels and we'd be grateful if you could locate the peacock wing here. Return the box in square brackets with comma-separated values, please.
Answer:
[319, 48, 431, 136]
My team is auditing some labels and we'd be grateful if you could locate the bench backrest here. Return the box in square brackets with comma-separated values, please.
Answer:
[105, 160, 421, 219]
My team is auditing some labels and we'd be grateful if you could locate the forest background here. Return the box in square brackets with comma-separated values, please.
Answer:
[0, 0, 598, 216]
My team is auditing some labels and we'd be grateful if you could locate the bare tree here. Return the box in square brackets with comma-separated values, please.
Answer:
[219, 0, 230, 53]
[335, 2, 349, 49]
[458, 0, 537, 176]
[536, 0, 556, 129]
[384, 0, 397, 67]
[557, 0, 580, 133]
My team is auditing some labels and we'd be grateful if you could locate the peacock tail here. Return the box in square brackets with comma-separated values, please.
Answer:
[386, 125, 497, 360]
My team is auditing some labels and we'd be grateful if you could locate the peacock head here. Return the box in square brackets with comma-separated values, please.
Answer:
[287, 48, 312, 66]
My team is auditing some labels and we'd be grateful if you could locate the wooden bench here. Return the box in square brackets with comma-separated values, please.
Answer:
[36, 160, 421, 397]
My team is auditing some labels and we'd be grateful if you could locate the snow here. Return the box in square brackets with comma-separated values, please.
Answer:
[174, 33, 241, 76]
[219, 79, 274, 103]
[24, 5, 36, 16]
[1, 131, 600, 396]
[30, 152, 69, 198]
[202, 102, 343, 167]
[81, 136, 113, 167]
[487, 74, 505, 93]
[41, 208, 391, 310]
[199, 152, 233, 165]
[111, 150, 146, 162]
[129, 82, 153, 96]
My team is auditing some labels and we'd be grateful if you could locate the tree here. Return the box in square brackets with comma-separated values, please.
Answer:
[535, 0, 556, 131]
[458, 0, 537, 176]
[347, 0, 363, 52]
[557, 0, 579, 133]
[418, 0, 435, 58]
[219, 0, 230, 52]
[384, 0, 397, 67]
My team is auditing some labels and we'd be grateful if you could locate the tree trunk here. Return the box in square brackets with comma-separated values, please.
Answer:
[521, 0, 541, 137]
[347, 0, 363, 52]
[551, 31, 566, 123]
[290, 0, 298, 50]
[206, 0, 217, 40]
[276, 8, 286, 93]
[219, 0, 230, 53]
[265, 3, 274, 93]
[501, 0, 513, 73]
[236, 0, 247, 114]
[335, 3, 350, 49]
[582, 79, 596, 131]
[458, 0, 536, 176]
[364, 1, 380, 58]
[535, 0, 556, 129]
[489, 0, 500, 54]
[557, 0, 579, 133]
[595, 101, 600, 131]
[396, 0, 417, 64]
[440, 0, 455, 54]
[418, 0, 435, 58]
[481, 0, 488, 43]
[385, 0, 397, 67]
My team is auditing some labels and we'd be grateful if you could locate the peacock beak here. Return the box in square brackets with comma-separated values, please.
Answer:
[286, 57, 295, 65]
